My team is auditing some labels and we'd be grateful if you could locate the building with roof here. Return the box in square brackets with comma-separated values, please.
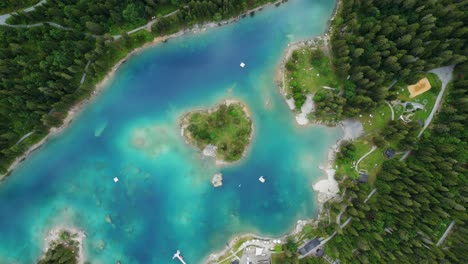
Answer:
[299, 237, 321, 255]
[357, 171, 368, 183]
[384, 148, 395, 158]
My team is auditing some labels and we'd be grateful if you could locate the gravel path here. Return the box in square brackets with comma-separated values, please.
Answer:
[418, 65, 455, 137]
[0, 0, 47, 25]
[436, 220, 456, 247]
[355, 146, 377, 171]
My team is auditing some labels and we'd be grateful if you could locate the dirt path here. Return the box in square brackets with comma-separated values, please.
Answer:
[418, 65, 455, 137]
[0, 0, 47, 25]
[385, 101, 395, 120]
[355, 146, 377, 171]
[436, 220, 456, 247]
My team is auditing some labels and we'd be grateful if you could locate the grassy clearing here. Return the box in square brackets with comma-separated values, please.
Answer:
[186, 102, 252, 162]
[285, 48, 342, 109]
[358, 148, 386, 184]
[335, 140, 372, 180]
[392, 73, 441, 122]
[359, 104, 393, 136]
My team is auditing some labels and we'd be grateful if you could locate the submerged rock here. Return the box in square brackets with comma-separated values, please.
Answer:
[212, 173, 223, 187]
[105, 214, 113, 225]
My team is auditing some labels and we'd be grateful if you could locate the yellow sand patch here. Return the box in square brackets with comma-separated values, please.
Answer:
[408, 77, 431, 98]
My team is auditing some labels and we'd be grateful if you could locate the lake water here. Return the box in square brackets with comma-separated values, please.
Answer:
[0, 0, 339, 263]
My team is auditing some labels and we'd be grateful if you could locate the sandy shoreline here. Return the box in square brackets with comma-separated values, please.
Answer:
[179, 99, 255, 166]
[40, 226, 86, 264]
[1, 0, 284, 181]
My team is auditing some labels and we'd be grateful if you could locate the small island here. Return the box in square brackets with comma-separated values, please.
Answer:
[180, 99, 253, 163]
[39, 227, 85, 264]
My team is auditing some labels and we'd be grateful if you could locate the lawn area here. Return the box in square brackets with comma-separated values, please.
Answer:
[334, 111, 393, 183]
[185, 102, 252, 162]
[336, 140, 372, 180]
[392, 73, 441, 122]
[358, 148, 386, 185]
[359, 104, 393, 136]
[285, 47, 343, 108]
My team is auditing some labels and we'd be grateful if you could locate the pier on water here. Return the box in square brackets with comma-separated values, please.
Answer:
[173, 250, 187, 264]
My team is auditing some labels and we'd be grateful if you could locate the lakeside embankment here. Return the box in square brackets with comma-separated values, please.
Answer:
[0, 0, 285, 181]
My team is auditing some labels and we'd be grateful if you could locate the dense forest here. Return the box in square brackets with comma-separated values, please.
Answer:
[7, 0, 279, 35]
[151, 0, 278, 35]
[328, 0, 466, 116]
[323, 62, 467, 263]
[0, 0, 279, 174]
[0, 0, 40, 14]
[273, 0, 467, 263]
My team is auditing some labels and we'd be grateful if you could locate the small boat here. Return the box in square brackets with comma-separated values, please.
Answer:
[259, 176, 265, 183]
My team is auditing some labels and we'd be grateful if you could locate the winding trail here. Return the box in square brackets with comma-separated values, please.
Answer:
[355, 146, 377, 171]
[385, 101, 395, 120]
[364, 188, 377, 204]
[15, 131, 34, 146]
[417, 65, 455, 137]
[0, 0, 47, 25]
[113, 9, 180, 39]
[400, 65, 454, 162]
[436, 221, 456, 247]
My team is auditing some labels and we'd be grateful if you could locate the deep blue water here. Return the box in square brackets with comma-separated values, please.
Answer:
[0, 1, 339, 263]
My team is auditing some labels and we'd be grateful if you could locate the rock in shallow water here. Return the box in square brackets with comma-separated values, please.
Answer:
[212, 173, 223, 187]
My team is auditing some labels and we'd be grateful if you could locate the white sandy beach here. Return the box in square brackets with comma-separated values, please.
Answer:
[312, 119, 363, 204]
[295, 94, 314, 125]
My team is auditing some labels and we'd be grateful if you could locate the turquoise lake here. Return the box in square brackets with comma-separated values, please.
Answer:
[0, 0, 340, 263]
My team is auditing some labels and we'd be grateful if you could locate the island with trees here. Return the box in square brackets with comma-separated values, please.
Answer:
[210, 0, 467, 263]
[180, 100, 253, 163]
[0, 0, 466, 263]
[0, 0, 284, 177]
[38, 227, 85, 264]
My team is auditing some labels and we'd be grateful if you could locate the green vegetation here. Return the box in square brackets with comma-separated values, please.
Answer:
[284, 48, 343, 110]
[0, 0, 282, 175]
[0, 0, 40, 15]
[323, 65, 467, 262]
[274, 1, 467, 263]
[283, 63, 467, 264]
[151, 0, 280, 35]
[0, 25, 152, 174]
[7, 0, 175, 34]
[388, 73, 442, 122]
[38, 231, 80, 264]
[185, 102, 252, 162]
[330, 0, 466, 114]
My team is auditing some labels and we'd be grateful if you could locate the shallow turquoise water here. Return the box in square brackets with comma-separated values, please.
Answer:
[0, 1, 339, 263]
